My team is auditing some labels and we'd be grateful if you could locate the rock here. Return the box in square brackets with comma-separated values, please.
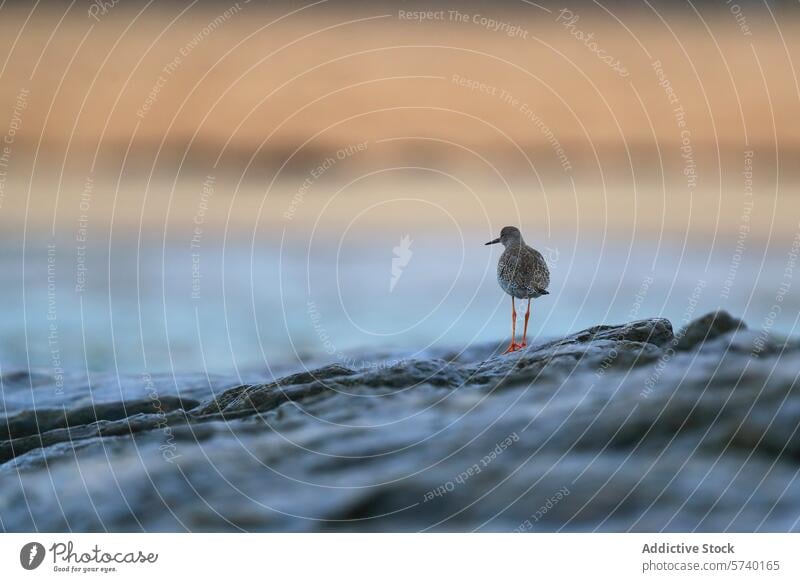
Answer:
[2, 313, 799, 532]
[675, 310, 745, 351]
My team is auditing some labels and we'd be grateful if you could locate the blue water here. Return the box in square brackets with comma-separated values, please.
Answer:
[1, 227, 797, 374]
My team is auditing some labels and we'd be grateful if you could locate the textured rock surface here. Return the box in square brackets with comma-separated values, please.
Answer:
[2, 312, 799, 532]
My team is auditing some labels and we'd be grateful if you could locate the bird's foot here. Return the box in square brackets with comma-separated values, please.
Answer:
[503, 342, 523, 354]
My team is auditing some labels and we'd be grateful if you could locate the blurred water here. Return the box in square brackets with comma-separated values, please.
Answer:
[1, 227, 797, 375]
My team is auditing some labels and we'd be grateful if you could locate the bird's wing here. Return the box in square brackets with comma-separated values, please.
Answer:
[525, 247, 550, 291]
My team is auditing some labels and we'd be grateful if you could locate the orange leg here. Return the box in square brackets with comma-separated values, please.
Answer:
[521, 299, 531, 347]
[504, 297, 521, 353]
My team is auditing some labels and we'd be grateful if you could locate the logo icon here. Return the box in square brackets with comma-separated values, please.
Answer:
[390, 234, 413, 292]
[20, 542, 46, 570]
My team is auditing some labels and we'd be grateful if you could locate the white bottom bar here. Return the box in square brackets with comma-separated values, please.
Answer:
[1, 533, 798, 580]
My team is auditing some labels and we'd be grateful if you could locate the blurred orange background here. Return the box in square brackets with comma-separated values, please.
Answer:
[0, 1, 798, 235]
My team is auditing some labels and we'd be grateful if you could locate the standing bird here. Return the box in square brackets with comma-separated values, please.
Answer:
[485, 226, 550, 353]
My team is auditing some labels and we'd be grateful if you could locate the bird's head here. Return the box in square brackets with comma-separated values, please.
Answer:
[485, 226, 523, 247]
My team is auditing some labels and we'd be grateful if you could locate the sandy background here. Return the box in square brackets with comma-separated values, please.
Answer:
[0, 1, 797, 235]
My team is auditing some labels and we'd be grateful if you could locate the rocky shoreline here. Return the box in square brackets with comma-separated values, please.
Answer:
[2, 311, 799, 531]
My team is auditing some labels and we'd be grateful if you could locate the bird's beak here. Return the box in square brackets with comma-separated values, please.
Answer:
[485, 238, 500, 246]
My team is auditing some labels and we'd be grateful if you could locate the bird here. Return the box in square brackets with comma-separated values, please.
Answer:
[485, 226, 550, 353]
